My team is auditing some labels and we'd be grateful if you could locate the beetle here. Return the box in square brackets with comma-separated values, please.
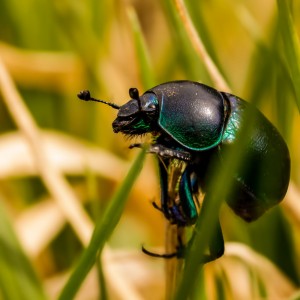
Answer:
[78, 80, 290, 262]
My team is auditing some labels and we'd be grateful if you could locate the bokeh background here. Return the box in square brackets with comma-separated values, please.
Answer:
[0, 0, 299, 299]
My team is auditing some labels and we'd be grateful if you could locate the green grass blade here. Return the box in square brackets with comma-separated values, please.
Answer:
[96, 254, 108, 300]
[277, 0, 300, 111]
[0, 200, 47, 300]
[174, 107, 260, 299]
[127, 7, 155, 89]
[58, 149, 146, 300]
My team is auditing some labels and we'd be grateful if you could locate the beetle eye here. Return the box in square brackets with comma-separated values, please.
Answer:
[146, 103, 156, 109]
[142, 93, 158, 111]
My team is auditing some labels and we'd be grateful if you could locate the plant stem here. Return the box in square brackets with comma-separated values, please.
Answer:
[165, 223, 184, 299]
[164, 159, 186, 299]
[173, 0, 229, 92]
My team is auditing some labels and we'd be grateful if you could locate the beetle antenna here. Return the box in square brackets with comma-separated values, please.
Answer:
[77, 90, 120, 110]
[129, 87, 142, 112]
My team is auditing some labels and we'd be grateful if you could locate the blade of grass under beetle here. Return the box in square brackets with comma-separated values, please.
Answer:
[127, 6, 155, 89]
[0, 200, 47, 300]
[277, 0, 300, 112]
[174, 106, 259, 299]
[58, 149, 146, 300]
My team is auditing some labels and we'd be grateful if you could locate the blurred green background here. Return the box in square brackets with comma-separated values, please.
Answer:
[0, 0, 299, 299]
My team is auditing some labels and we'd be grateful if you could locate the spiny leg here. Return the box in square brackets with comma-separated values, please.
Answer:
[179, 165, 198, 225]
[129, 143, 191, 161]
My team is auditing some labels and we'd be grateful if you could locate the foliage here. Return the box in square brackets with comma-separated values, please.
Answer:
[0, 0, 299, 299]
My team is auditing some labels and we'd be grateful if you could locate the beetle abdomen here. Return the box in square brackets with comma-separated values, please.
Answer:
[222, 93, 290, 221]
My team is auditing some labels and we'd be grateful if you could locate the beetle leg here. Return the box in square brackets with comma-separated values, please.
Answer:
[151, 201, 163, 212]
[128, 143, 143, 149]
[169, 206, 188, 225]
[158, 159, 172, 220]
[155, 159, 187, 225]
[141, 246, 178, 259]
[152, 199, 188, 225]
[129, 143, 191, 161]
[149, 144, 191, 161]
[179, 165, 198, 224]
[190, 172, 199, 194]
[141, 233, 185, 259]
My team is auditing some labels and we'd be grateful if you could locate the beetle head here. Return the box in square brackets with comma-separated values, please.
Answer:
[78, 88, 159, 136]
[112, 88, 159, 135]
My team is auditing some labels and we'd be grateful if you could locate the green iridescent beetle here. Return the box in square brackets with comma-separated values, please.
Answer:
[78, 80, 290, 262]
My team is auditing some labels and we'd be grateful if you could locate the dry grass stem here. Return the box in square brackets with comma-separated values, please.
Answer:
[0, 130, 128, 180]
[0, 41, 84, 92]
[283, 182, 300, 227]
[224, 242, 296, 299]
[165, 223, 184, 299]
[173, 0, 230, 91]
[0, 57, 93, 245]
[0, 58, 143, 300]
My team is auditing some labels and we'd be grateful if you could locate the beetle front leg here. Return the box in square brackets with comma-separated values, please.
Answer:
[179, 165, 198, 224]
[149, 144, 191, 161]
[157, 159, 172, 220]
[129, 142, 191, 161]
[156, 158, 189, 224]
[129, 143, 143, 149]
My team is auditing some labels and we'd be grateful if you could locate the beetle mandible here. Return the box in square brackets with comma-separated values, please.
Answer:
[78, 80, 290, 262]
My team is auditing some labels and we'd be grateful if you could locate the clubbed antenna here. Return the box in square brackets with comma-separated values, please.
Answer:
[77, 90, 120, 109]
[129, 87, 142, 111]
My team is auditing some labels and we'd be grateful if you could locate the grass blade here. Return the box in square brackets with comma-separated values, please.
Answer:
[277, 0, 300, 111]
[58, 149, 146, 300]
[0, 200, 47, 300]
[175, 104, 263, 299]
[127, 6, 155, 89]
